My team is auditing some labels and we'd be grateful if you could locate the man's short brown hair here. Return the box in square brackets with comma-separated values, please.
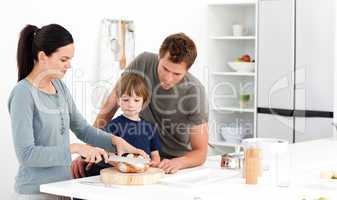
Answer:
[159, 33, 197, 69]
[116, 73, 150, 105]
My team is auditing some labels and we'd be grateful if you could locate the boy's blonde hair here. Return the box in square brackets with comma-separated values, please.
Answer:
[116, 73, 150, 105]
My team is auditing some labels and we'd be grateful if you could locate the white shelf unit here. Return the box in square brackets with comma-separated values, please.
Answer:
[207, 0, 256, 6]
[208, 140, 242, 147]
[212, 71, 255, 76]
[211, 107, 255, 113]
[207, 1, 257, 147]
[210, 36, 256, 40]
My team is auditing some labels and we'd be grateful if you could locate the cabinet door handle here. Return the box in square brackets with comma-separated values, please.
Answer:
[332, 123, 337, 130]
[260, 0, 280, 2]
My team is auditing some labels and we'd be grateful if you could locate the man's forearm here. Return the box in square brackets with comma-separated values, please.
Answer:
[93, 89, 119, 128]
[173, 148, 207, 170]
[93, 109, 118, 128]
[173, 123, 209, 170]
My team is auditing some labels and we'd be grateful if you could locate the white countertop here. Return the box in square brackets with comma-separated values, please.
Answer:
[40, 139, 337, 200]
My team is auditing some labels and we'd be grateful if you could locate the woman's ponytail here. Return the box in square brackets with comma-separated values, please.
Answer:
[16, 25, 39, 82]
[16, 24, 73, 82]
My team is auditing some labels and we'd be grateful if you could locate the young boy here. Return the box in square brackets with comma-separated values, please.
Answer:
[103, 73, 161, 166]
[83, 73, 160, 176]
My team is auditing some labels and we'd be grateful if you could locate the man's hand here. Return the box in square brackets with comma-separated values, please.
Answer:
[158, 123, 209, 173]
[158, 158, 183, 174]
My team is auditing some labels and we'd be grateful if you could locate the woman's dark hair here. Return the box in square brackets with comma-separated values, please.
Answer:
[16, 24, 74, 81]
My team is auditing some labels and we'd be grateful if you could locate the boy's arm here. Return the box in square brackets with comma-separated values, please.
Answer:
[149, 123, 161, 167]
[150, 150, 161, 167]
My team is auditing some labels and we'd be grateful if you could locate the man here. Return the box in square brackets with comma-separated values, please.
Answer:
[71, 33, 208, 177]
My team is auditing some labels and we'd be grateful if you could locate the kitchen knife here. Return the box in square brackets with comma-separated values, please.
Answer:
[108, 154, 150, 166]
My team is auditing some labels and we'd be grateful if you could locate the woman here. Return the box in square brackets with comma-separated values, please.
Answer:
[8, 24, 148, 199]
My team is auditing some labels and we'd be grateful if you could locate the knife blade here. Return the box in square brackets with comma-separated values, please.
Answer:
[108, 154, 150, 166]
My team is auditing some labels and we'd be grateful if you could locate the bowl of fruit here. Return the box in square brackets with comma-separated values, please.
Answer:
[228, 54, 255, 72]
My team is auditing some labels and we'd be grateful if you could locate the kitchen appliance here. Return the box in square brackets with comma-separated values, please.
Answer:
[257, 0, 335, 142]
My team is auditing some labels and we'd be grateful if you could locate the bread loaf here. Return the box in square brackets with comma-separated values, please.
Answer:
[116, 153, 149, 173]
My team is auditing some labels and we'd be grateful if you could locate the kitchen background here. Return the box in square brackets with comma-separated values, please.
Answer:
[0, 0, 336, 199]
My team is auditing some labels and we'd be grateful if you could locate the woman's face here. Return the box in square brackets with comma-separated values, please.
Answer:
[118, 91, 144, 118]
[39, 43, 74, 79]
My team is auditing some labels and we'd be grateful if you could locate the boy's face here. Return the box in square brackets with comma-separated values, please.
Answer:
[118, 92, 144, 117]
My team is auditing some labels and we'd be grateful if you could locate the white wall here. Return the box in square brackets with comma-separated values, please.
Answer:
[0, 0, 208, 199]
[1, 0, 335, 199]
[334, 0, 337, 138]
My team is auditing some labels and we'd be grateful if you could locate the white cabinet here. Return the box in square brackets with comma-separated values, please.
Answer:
[206, 0, 335, 145]
[295, 0, 334, 111]
[256, 0, 335, 142]
[206, 1, 257, 147]
[257, 0, 294, 110]
[294, 0, 335, 142]
[295, 117, 333, 142]
[257, 113, 293, 142]
[256, 0, 295, 143]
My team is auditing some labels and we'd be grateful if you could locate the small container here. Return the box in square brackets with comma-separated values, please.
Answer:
[232, 24, 243, 36]
[244, 148, 262, 184]
[242, 138, 290, 186]
[228, 62, 255, 72]
[221, 152, 244, 169]
[239, 94, 250, 108]
[275, 144, 290, 187]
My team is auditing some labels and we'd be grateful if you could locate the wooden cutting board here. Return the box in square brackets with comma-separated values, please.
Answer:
[100, 167, 164, 185]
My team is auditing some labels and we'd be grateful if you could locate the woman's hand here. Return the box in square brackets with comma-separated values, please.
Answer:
[111, 136, 150, 160]
[71, 156, 88, 179]
[70, 144, 108, 164]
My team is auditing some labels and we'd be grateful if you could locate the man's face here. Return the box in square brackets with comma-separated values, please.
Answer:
[157, 52, 188, 90]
